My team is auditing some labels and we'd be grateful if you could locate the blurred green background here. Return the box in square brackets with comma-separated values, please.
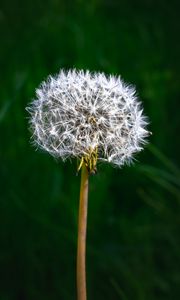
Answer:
[0, 0, 180, 299]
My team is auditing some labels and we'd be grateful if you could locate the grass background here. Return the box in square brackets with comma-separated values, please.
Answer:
[0, 0, 180, 299]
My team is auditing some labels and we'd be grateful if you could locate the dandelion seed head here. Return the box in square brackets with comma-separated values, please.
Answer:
[27, 69, 149, 170]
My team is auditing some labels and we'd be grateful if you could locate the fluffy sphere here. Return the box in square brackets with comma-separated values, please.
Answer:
[27, 69, 149, 167]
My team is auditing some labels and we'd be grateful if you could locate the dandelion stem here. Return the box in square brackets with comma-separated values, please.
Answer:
[77, 163, 89, 300]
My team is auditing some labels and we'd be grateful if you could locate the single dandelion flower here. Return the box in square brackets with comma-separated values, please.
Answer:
[27, 69, 149, 300]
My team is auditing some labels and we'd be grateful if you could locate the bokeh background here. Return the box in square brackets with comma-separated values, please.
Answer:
[1, 0, 180, 299]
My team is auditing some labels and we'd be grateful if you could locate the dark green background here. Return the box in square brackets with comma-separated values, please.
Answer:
[1, 0, 180, 299]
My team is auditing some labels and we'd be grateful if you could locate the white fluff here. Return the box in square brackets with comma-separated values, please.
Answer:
[27, 69, 149, 167]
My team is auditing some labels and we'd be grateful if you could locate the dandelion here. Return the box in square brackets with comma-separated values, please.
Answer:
[27, 69, 149, 300]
